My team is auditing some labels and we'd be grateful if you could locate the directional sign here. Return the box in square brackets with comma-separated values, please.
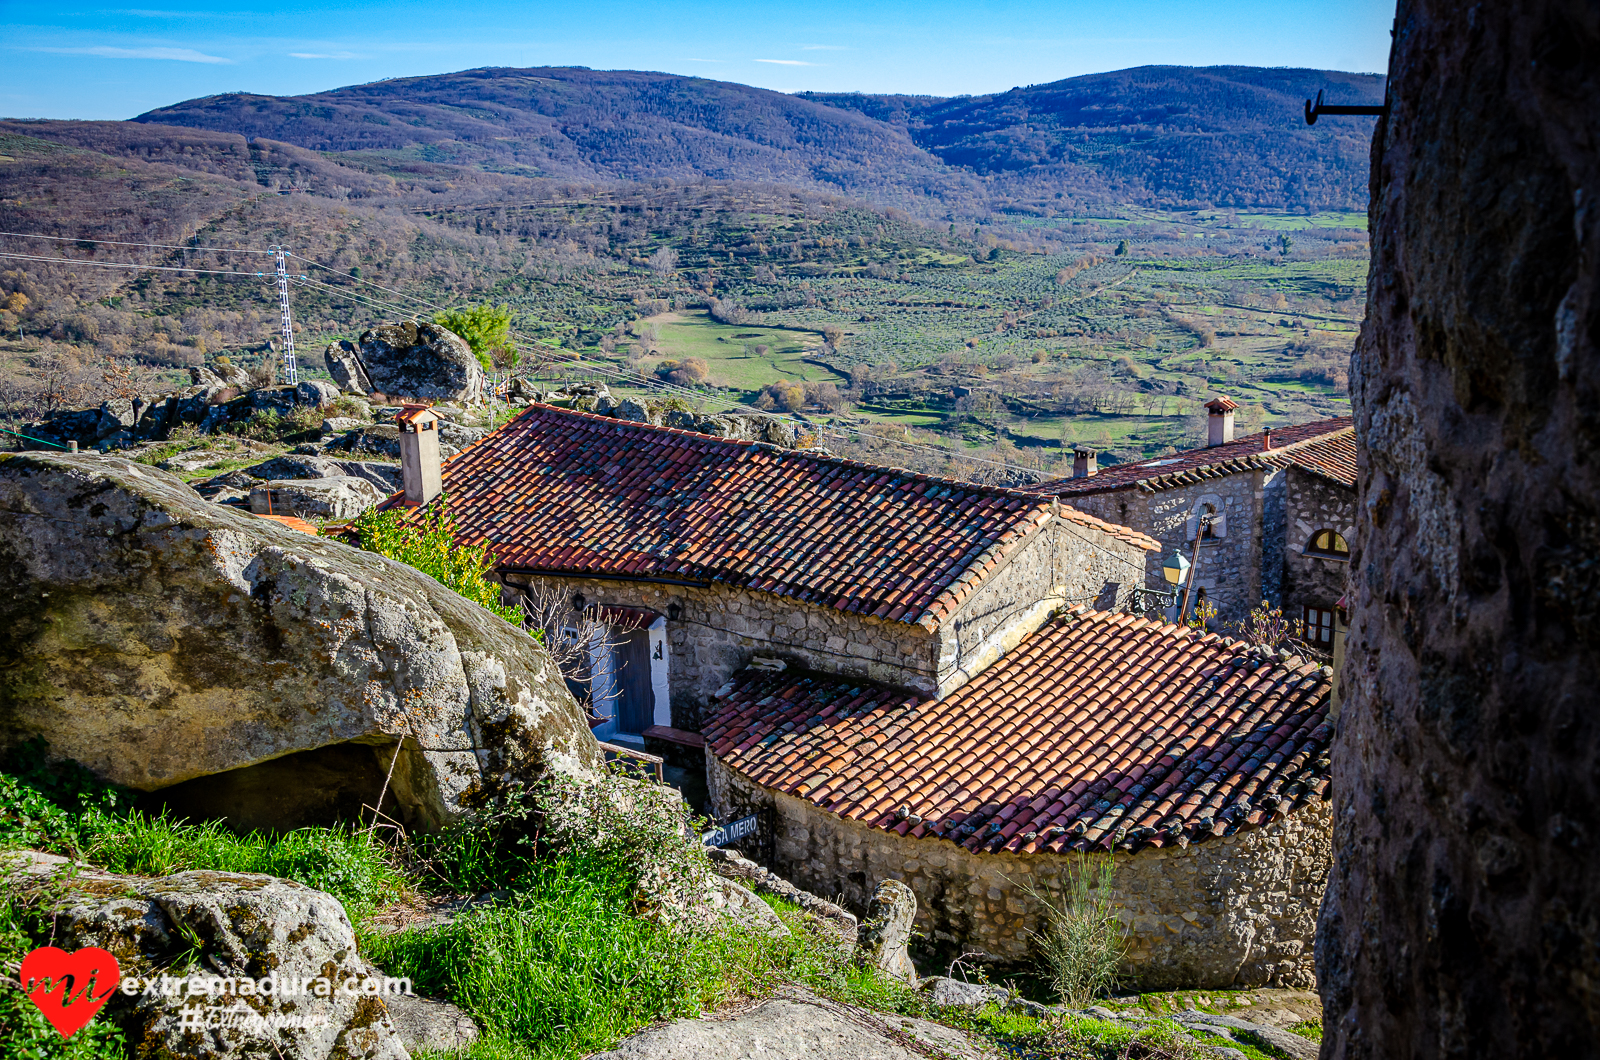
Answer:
[702, 812, 761, 848]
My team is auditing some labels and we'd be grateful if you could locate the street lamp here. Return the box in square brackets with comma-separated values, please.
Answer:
[1162, 550, 1191, 587]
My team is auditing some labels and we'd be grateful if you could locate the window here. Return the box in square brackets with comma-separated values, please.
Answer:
[1304, 606, 1336, 648]
[1186, 496, 1227, 541]
[1306, 529, 1350, 558]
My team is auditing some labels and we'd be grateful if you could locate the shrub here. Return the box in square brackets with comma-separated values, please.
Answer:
[1018, 855, 1126, 1006]
[349, 499, 522, 624]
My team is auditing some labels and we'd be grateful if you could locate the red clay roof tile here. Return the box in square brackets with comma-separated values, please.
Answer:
[1026, 418, 1356, 496]
[703, 608, 1331, 855]
[384, 403, 1155, 628]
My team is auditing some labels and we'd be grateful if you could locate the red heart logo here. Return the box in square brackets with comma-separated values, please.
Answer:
[20, 946, 120, 1038]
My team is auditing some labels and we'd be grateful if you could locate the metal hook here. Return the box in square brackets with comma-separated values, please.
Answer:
[1304, 89, 1388, 126]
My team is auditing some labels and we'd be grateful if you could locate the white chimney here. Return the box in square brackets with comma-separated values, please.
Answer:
[397, 404, 442, 506]
[1205, 396, 1238, 447]
[1072, 447, 1098, 478]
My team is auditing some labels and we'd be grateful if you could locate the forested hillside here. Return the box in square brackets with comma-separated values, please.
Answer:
[131, 64, 1381, 217]
[803, 66, 1383, 212]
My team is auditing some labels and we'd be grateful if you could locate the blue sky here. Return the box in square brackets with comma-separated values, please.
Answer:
[0, 0, 1395, 120]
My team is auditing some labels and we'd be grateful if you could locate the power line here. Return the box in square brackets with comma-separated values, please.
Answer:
[0, 250, 271, 277]
[291, 255, 455, 315]
[0, 231, 274, 256]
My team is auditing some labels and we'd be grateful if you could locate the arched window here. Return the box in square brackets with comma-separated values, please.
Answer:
[1307, 529, 1350, 557]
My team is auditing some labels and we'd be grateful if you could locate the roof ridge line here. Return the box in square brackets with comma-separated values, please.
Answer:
[519, 401, 1062, 508]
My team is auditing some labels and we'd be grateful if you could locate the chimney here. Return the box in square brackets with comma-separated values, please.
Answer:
[397, 404, 442, 506]
[1205, 396, 1239, 447]
[1072, 447, 1098, 478]
[1262, 426, 1273, 451]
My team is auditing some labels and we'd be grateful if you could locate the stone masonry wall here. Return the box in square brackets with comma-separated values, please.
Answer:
[498, 514, 1147, 728]
[709, 754, 1331, 990]
[498, 575, 935, 731]
[1282, 468, 1355, 622]
[1069, 474, 1265, 626]
[934, 517, 1150, 694]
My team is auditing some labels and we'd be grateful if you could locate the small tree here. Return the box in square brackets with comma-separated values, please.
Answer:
[1017, 856, 1126, 1006]
[433, 304, 513, 371]
[648, 246, 678, 277]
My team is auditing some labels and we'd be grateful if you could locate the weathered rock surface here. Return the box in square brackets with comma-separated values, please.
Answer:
[381, 994, 479, 1054]
[324, 339, 374, 395]
[587, 989, 998, 1060]
[920, 977, 1009, 1011]
[357, 322, 483, 403]
[330, 423, 460, 462]
[247, 476, 385, 520]
[1317, 4, 1600, 1059]
[0, 452, 603, 829]
[1173, 1010, 1317, 1060]
[706, 847, 857, 953]
[8, 850, 407, 1060]
[857, 879, 918, 984]
[244, 455, 403, 492]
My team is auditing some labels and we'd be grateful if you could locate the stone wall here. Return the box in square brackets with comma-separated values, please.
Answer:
[498, 515, 1148, 729]
[498, 575, 936, 731]
[1282, 468, 1354, 621]
[709, 754, 1330, 990]
[1070, 474, 1265, 625]
[1318, 2, 1600, 1057]
[934, 515, 1149, 692]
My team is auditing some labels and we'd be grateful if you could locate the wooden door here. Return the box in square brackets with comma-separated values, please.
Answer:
[617, 628, 654, 734]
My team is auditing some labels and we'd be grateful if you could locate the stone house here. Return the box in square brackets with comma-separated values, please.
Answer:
[393, 402, 1159, 752]
[702, 607, 1334, 989]
[1026, 399, 1357, 646]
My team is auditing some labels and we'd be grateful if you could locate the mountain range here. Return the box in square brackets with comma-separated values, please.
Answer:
[130, 64, 1384, 217]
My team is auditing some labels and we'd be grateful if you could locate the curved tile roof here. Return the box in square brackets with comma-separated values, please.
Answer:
[1027, 417, 1356, 495]
[704, 608, 1332, 855]
[393, 403, 1157, 630]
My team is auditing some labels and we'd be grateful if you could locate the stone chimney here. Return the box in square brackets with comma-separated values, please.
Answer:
[1205, 396, 1239, 447]
[397, 404, 442, 506]
[1072, 447, 1098, 478]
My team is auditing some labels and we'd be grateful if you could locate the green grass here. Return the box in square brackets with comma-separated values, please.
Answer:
[642, 311, 836, 392]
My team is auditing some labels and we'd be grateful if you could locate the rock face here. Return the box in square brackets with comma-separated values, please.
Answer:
[247, 476, 386, 520]
[857, 879, 918, 984]
[1317, 4, 1600, 1058]
[324, 339, 374, 395]
[588, 989, 998, 1060]
[705, 847, 857, 953]
[0, 452, 603, 830]
[356, 322, 483, 403]
[9, 851, 408, 1060]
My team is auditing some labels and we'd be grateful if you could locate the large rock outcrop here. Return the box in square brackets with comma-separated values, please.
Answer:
[10, 850, 411, 1060]
[1318, 3, 1600, 1058]
[323, 322, 483, 403]
[0, 452, 602, 831]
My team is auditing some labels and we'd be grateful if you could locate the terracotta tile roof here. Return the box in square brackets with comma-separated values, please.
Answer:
[1276, 429, 1357, 487]
[387, 403, 1156, 630]
[1026, 417, 1355, 496]
[252, 513, 319, 535]
[704, 608, 1332, 855]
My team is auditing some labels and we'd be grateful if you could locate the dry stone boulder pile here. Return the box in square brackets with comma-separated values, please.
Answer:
[0, 452, 603, 830]
[323, 322, 483, 403]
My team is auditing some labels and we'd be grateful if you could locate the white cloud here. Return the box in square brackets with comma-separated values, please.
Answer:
[290, 51, 363, 60]
[35, 45, 232, 63]
[754, 59, 818, 66]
